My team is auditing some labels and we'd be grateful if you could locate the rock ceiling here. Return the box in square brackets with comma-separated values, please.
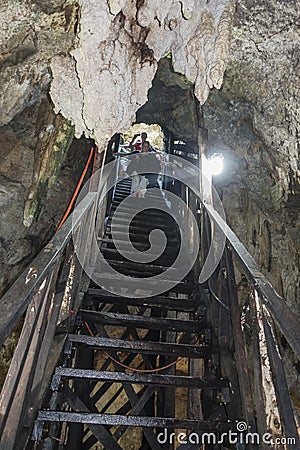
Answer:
[1, 0, 234, 146]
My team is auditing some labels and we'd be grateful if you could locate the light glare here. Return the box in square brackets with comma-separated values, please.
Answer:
[203, 153, 224, 176]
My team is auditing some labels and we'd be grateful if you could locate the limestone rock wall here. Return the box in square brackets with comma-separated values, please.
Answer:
[23, 99, 75, 228]
[0, 100, 88, 296]
[203, 0, 299, 309]
[0, 0, 78, 125]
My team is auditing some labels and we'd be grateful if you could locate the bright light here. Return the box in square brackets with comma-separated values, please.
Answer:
[201, 153, 224, 203]
[203, 153, 224, 177]
[208, 153, 224, 176]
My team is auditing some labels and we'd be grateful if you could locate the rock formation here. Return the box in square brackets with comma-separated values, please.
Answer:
[50, 0, 234, 146]
[0, 0, 234, 292]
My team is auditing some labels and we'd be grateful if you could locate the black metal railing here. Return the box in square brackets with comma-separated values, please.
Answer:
[0, 191, 98, 450]
[202, 205, 300, 448]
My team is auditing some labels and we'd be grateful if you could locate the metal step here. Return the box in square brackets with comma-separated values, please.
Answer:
[105, 225, 178, 238]
[94, 260, 194, 280]
[97, 258, 177, 275]
[100, 240, 179, 256]
[79, 310, 208, 331]
[100, 238, 179, 251]
[111, 197, 168, 206]
[115, 180, 132, 186]
[113, 187, 132, 193]
[91, 272, 194, 293]
[50, 367, 228, 391]
[86, 288, 202, 312]
[96, 247, 176, 266]
[95, 265, 168, 279]
[98, 246, 182, 261]
[106, 215, 175, 227]
[109, 207, 173, 220]
[35, 410, 232, 431]
[66, 335, 214, 358]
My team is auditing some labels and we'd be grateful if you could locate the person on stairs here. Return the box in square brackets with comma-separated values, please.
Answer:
[129, 131, 148, 152]
[126, 141, 161, 197]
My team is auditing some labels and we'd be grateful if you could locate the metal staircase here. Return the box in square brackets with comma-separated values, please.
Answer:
[0, 145, 299, 450]
[32, 178, 234, 449]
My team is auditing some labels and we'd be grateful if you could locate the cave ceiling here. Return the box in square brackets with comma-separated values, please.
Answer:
[0, 0, 234, 146]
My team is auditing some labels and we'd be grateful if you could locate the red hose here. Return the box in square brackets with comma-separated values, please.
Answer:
[84, 321, 182, 374]
[56, 147, 95, 232]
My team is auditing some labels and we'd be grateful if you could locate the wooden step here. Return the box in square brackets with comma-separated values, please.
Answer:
[105, 224, 178, 238]
[100, 238, 179, 251]
[96, 247, 176, 266]
[91, 272, 194, 293]
[86, 288, 202, 312]
[110, 206, 172, 220]
[36, 410, 231, 431]
[106, 215, 176, 227]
